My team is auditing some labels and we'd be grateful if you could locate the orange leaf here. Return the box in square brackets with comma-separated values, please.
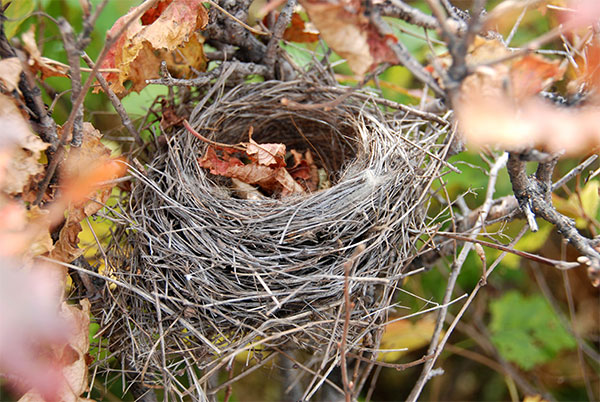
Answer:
[99, 0, 208, 97]
[510, 54, 565, 100]
[283, 13, 319, 43]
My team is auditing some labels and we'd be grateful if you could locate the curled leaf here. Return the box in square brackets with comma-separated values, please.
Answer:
[99, 0, 208, 97]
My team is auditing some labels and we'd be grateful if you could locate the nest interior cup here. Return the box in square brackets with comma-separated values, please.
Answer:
[116, 79, 444, 378]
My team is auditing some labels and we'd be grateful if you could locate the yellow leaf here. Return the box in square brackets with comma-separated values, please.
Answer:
[554, 181, 600, 228]
[523, 395, 549, 402]
[378, 316, 437, 362]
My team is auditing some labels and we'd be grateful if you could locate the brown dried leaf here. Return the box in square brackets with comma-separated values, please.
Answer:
[49, 221, 84, 263]
[300, 0, 398, 77]
[0, 57, 23, 92]
[0, 94, 49, 196]
[288, 149, 319, 192]
[199, 146, 306, 196]
[247, 138, 286, 167]
[99, 0, 208, 97]
[27, 206, 54, 257]
[22, 27, 69, 80]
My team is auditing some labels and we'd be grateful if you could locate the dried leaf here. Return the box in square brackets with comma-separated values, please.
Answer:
[457, 95, 600, 155]
[231, 178, 266, 200]
[22, 27, 69, 80]
[509, 54, 565, 99]
[18, 299, 93, 402]
[300, 0, 398, 77]
[288, 149, 319, 191]
[455, 37, 575, 152]
[49, 221, 84, 263]
[199, 146, 305, 196]
[247, 138, 286, 167]
[283, 13, 320, 43]
[198, 146, 244, 176]
[51, 123, 126, 263]
[0, 57, 23, 92]
[0, 94, 49, 196]
[457, 37, 564, 100]
[99, 0, 208, 97]
[27, 206, 54, 257]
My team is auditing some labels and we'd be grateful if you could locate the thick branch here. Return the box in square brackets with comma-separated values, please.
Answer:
[507, 152, 600, 285]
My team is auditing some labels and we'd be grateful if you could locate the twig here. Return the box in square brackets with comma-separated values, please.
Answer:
[205, 0, 269, 36]
[407, 152, 508, 401]
[340, 244, 365, 402]
[376, 0, 441, 30]
[146, 61, 269, 87]
[552, 154, 598, 190]
[436, 232, 580, 269]
[57, 17, 84, 147]
[82, 53, 143, 145]
[204, 1, 266, 63]
[347, 352, 433, 370]
[34, 0, 160, 205]
[264, 0, 296, 73]
[206, 353, 278, 395]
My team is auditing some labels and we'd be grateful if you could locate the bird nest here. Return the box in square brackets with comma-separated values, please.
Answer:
[104, 78, 448, 392]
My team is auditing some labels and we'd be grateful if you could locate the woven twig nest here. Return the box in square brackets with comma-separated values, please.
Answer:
[107, 77, 447, 390]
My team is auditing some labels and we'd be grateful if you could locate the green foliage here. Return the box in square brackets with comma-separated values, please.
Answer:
[1, 0, 34, 39]
[489, 291, 576, 370]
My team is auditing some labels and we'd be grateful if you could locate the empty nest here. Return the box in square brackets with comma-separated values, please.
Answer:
[104, 77, 449, 394]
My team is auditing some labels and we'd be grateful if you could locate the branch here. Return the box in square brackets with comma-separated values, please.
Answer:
[507, 152, 600, 286]
[264, 0, 296, 74]
[407, 151, 508, 401]
[82, 53, 143, 145]
[34, 0, 161, 205]
[204, 0, 266, 64]
[367, 6, 445, 97]
[146, 60, 269, 87]
[0, 8, 59, 152]
[375, 0, 440, 30]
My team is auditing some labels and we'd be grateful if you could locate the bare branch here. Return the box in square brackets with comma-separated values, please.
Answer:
[507, 152, 600, 285]
[407, 152, 508, 401]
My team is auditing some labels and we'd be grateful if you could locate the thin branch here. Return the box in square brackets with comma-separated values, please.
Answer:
[264, 0, 296, 73]
[407, 152, 508, 401]
[436, 232, 580, 269]
[376, 0, 441, 30]
[34, 0, 160, 205]
[82, 53, 143, 145]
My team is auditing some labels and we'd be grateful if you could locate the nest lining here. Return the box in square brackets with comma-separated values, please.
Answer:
[107, 79, 447, 388]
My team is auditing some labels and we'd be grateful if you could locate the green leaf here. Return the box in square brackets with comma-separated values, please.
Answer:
[2, 0, 35, 39]
[489, 291, 576, 370]
[553, 180, 600, 229]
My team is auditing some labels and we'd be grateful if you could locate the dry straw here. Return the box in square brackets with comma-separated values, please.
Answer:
[102, 74, 450, 398]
